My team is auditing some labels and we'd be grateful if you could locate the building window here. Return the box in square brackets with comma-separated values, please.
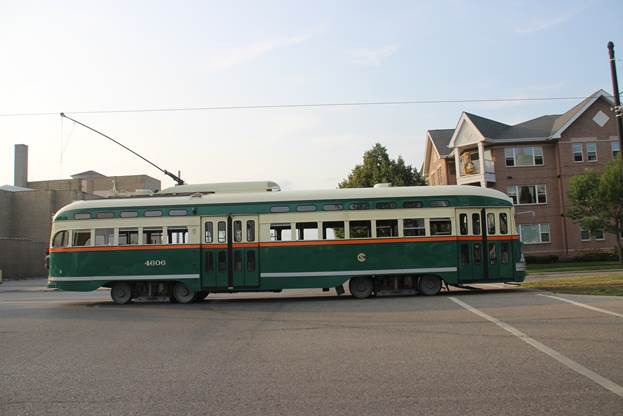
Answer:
[94, 228, 114, 246]
[611, 141, 620, 159]
[460, 150, 480, 175]
[504, 146, 544, 167]
[572, 143, 583, 162]
[404, 219, 425, 236]
[594, 229, 605, 240]
[580, 227, 590, 241]
[586, 143, 597, 162]
[507, 185, 547, 205]
[582, 226, 605, 241]
[519, 224, 550, 244]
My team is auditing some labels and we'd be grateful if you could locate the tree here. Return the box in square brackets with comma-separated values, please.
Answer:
[567, 159, 623, 263]
[339, 143, 426, 188]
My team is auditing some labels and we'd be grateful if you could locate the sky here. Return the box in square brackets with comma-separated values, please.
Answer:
[1, 0, 622, 190]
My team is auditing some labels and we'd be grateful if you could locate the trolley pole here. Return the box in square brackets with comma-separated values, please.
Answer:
[607, 41, 623, 180]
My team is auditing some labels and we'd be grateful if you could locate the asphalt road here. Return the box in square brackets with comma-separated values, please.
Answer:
[1, 283, 622, 416]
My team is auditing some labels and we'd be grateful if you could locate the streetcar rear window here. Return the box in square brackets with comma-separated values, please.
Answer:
[487, 213, 496, 235]
[234, 221, 243, 242]
[322, 204, 343, 211]
[270, 223, 292, 241]
[204, 222, 213, 243]
[270, 206, 290, 213]
[296, 222, 319, 240]
[403, 219, 425, 236]
[169, 209, 188, 216]
[430, 218, 452, 235]
[74, 213, 91, 220]
[246, 220, 255, 242]
[459, 214, 468, 235]
[168, 227, 189, 244]
[52, 231, 69, 248]
[375, 202, 396, 209]
[96, 212, 114, 219]
[119, 228, 138, 245]
[322, 221, 344, 239]
[403, 201, 423, 208]
[72, 230, 91, 246]
[94, 228, 114, 246]
[430, 200, 449, 207]
[350, 220, 371, 238]
[296, 205, 317, 212]
[144, 210, 162, 217]
[143, 228, 163, 244]
[120, 211, 138, 218]
[500, 213, 508, 235]
[217, 222, 226, 243]
[376, 220, 398, 237]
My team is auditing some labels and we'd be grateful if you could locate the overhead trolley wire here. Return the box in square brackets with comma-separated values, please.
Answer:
[0, 94, 608, 118]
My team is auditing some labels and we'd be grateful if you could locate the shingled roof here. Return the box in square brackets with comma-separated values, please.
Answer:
[428, 129, 455, 157]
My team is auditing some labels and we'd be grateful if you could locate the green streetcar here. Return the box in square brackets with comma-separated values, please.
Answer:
[47, 182, 526, 304]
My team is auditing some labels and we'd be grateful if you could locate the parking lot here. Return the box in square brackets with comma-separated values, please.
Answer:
[1, 282, 622, 415]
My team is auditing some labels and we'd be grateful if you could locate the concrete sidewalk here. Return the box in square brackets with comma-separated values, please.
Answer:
[0, 277, 53, 293]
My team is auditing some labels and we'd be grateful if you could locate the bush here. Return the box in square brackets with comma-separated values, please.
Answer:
[565, 249, 618, 262]
[525, 255, 559, 264]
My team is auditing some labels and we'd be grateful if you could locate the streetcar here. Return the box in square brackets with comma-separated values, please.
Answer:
[47, 182, 526, 304]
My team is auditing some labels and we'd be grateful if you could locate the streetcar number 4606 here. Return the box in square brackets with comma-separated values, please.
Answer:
[145, 260, 167, 267]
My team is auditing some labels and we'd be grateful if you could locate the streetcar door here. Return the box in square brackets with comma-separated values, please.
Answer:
[231, 216, 260, 288]
[456, 210, 486, 282]
[489, 209, 513, 280]
[201, 217, 229, 288]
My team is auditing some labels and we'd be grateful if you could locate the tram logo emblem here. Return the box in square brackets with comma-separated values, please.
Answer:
[357, 252, 367, 263]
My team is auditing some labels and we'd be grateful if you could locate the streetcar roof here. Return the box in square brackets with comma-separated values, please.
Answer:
[54, 185, 512, 220]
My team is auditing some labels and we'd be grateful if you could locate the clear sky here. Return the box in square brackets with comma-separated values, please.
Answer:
[1, 0, 622, 190]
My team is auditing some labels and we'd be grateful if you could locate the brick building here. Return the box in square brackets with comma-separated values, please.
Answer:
[422, 90, 621, 259]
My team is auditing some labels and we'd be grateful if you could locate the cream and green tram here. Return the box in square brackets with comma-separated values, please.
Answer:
[47, 184, 526, 304]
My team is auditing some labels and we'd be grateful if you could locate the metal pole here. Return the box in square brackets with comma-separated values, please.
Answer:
[607, 41, 623, 176]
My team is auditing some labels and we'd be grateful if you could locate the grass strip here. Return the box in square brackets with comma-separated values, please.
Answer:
[527, 261, 622, 274]
[523, 274, 623, 296]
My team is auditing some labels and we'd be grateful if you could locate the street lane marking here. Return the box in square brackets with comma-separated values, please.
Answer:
[449, 296, 623, 398]
[536, 294, 623, 319]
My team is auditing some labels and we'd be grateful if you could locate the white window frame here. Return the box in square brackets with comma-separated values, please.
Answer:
[612, 141, 621, 159]
[580, 226, 606, 241]
[504, 146, 544, 167]
[507, 185, 547, 205]
[519, 223, 550, 245]
[572, 143, 583, 162]
[586, 143, 597, 162]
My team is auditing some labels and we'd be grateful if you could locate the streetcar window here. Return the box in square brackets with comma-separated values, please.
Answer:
[296, 205, 317, 212]
[404, 218, 425, 236]
[205, 222, 213, 243]
[234, 221, 242, 242]
[217, 252, 226, 272]
[247, 251, 256, 272]
[489, 243, 497, 264]
[430, 218, 452, 235]
[472, 214, 481, 235]
[459, 214, 468, 235]
[501, 243, 510, 264]
[119, 228, 138, 245]
[143, 228, 163, 244]
[204, 252, 213, 272]
[234, 251, 242, 272]
[270, 206, 290, 213]
[72, 230, 91, 246]
[322, 204, 343, 211]
[270, 223, 292, 241]
[144, 210, 162, 217]
[96, 212, 114, 219]
[350, 220, 371, 238]
[403, 201, 423, 208]
[349, 202, 369, 210]
[246, 220, 255, 242]
[460, 244, 470, 265]
[74, 213, 90, 220]
[120, 211, 138, 218]
[94, 228, 114, 246]
[323, 221, 345, 239]
[474, 243, 482, 264]
[499, 213, 508, 235]
[430, 200, 449, 207]
[168, 227, 189, 244]
[217, 222, 226, 243]
[296, 222, 319, 240]
[376, 202, 396, 209]
[487, 213, 496, 235]
[376, 220, 398, 237]
[169, 209, 187, 216]
[52, 231, 68, 248]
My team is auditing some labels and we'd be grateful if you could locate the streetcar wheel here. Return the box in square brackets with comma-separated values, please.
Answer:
[349, 277, 373, 299]
[194, 291, 209, 302]
[418, 275, 442, 296]
[173, 283, 196, 304]
[111, 282, 132, 305]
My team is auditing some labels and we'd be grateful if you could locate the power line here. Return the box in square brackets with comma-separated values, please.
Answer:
[0, 95, 605, 118]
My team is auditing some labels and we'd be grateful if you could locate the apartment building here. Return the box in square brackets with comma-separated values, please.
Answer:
[422, 89, 621, 258]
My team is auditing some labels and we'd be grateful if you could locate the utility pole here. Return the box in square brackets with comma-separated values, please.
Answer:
[607, 41, 623, 180]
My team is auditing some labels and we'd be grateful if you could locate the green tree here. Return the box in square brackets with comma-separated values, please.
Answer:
[567, 159, 623, 263]
[339, 143, 426, 188]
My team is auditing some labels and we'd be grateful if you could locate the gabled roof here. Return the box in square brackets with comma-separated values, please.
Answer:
[464, 113, 511, 139]
[428, 129, 455, 158]
[71, 170, 107, 179]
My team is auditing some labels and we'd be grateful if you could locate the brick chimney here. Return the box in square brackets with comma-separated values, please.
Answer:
[14, 144, 28, 188]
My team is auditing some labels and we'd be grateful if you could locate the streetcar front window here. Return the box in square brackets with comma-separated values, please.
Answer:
[52, 230, 69, 248]
[72, 230, 92, 246]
